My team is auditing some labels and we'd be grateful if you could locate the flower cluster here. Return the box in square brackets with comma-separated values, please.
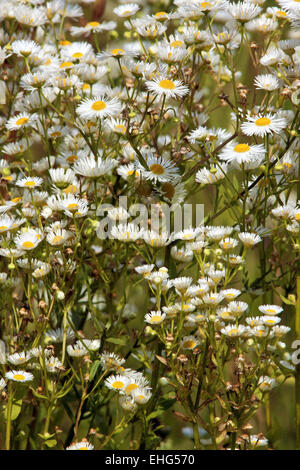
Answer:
[0, 0, 299, 452]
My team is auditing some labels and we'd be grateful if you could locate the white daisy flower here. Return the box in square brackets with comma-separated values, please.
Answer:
[74, 155, 116, 177]
[221, 324, 247, 337]
[66, 441, 94, 450]
[5, 370, 33, 382]
[110, 223, 143, 242]
[6, 112, 37, 131]
[254, 74, 280, 91]
[228, 1, 262, 23]
[145, 77, 189, 99]
[181, 335, 200, 350]
[131, 387, 152, 404]
[238, 232, 262, 247]
[258, 305, 283, 316]
[258, 376, 277, 392]
[45, 327, 75, 343]
[15, 229, 43, 251]
[144, 310, 166, 325]
[136, 152, 180, 183]
[45, 357, 63, 373]
[11, 39, 41, 57]
[241, 113, 287, 137]
[16, 176, 43, 189]
[195, 165, 227, 185]
[219, 142, 265, 170]
[76, 96, 122, 120]
[143, 231, 171, 247]
[7, 352, 31, 365]
[105, 374, 129, 392]
[113, 3, 140, 17]
[46, 229, 71, 246]
[67, 342, 88, 357]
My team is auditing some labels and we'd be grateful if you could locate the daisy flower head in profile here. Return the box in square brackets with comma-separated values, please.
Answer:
[238, 231, 262, 247]
[11, 39, 41, 58]
[144, 310, 166, 325]
[5, 370, 33, 383]
[254, 74, 280, 91]
[76, 96, 123, 121]
[241, 113, 287, 137]
[66, 440, 94, 450]
[16, 176, 43, 189]
[145, 76, 189, 100]
[113, 3, 140, 17]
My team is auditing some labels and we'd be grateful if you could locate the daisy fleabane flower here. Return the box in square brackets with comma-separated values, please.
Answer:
[144, 311, 166, 325]
[113, 3, 140, 17]
[254, 74, 280, 91]
[76, 96, 122, 120]
[6, 112, 37, 131]
[238, 232, 262, 247]
[145, 77, 189, 99]
[5, 370, 33, 383]
[241, 113, 287, 137]
[16, 176, 43, 189]
[15, 229, 43, 251]
[135, 151, 180, 183]
[66, 441, 94, 451]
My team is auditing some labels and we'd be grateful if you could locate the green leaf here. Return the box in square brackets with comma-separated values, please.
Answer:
[44, 439, 57, 448]
[106, 337, 127, 346]
[89, 360, 101, 381]
[3, 399, 22, 421]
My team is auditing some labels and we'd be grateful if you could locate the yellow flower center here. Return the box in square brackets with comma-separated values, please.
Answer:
[72, 52, 83, 58]
[52, 235, 64, 244]
[159, 79, 176, 90]
[229, 328, 239, 335]
[266, 308, 275, 313]
[125, 383, 138, 393]
[201, 2, 212, 7]
[149, 163, 165, 175]
[170, 40, 184, 48]
[154, 11, 167, 18]
[111, 48, 125, 55]
[91, 100, 107, 111]
[255, 117, 271, 126]
[82, 83, 90, 91]
[24, 181, 36, 187]
[12, 197, 22, 203]
[13, 374, 25, 381]
[59, 61, 73, 69]
[16, 117, 29, 126]
[67, 155, 78, 163]
[183, 340, 196, 349]
[0, 226, 7, 231]
[150, 315, 162, 323]
[50, 131, 62, 138]
[87, 21, 100, 27]
[64, 184, 77, 194]
[23, 241, 35, 249]
[59, 40, 71, 46]
[234, 143, 250, 153]
[67, 203, 79, 210]
[112, 381, 124, 389]
[79, 447, 88, 450]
